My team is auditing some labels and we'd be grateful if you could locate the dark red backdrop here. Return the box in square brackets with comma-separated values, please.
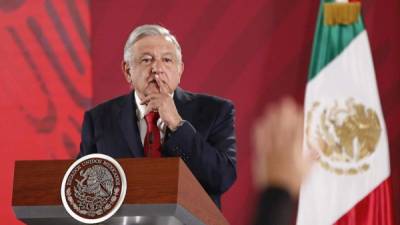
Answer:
[91, 1, 400, 224]
[0, 0, 399, 225]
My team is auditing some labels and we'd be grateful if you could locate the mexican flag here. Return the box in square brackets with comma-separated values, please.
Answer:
[297, 1, 394, 225]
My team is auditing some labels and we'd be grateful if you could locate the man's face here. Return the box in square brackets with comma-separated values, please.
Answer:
[123, 35, 183, 99]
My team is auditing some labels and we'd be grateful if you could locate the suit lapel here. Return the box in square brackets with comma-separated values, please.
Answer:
[174, 87, 192, 117]
[117, 88, 190, 156]
[118, 92, 144, 157]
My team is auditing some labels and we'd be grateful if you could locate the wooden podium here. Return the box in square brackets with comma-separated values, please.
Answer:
[12, 157, 229, 225]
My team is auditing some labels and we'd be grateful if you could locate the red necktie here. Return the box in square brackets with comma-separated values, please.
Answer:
[144, 112, 161, 157]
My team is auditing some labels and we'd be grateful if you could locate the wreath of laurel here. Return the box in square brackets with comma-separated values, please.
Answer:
[65, 167, 121, 217]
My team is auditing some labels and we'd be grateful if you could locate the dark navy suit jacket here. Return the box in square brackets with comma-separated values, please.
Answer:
[78, 87, 237, 208]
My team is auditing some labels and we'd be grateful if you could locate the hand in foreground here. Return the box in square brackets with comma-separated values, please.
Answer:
[252, 98, 315, 197]
[140, 75, 182, 130]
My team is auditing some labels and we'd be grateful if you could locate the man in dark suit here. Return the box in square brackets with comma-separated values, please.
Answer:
[78, 24, 236, 208]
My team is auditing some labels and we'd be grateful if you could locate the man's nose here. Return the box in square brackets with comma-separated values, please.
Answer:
[151, 60, 163, 74]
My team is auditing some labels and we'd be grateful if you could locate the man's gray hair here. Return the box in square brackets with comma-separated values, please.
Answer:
[123, 24, 182, 64]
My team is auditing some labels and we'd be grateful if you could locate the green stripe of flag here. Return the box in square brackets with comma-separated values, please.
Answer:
[308, 0, 365, 81]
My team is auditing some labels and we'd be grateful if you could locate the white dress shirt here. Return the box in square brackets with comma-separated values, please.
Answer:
[134, 91, 169, 145]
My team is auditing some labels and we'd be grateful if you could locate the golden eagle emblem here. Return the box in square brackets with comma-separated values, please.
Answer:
[306, 98, 381, 175]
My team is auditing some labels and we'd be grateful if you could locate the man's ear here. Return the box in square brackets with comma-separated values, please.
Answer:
[122, 61, 131, 84]
[178, 62, 184, 79]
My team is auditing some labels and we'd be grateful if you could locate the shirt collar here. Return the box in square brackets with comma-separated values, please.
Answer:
[134, 92, 147, 120]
